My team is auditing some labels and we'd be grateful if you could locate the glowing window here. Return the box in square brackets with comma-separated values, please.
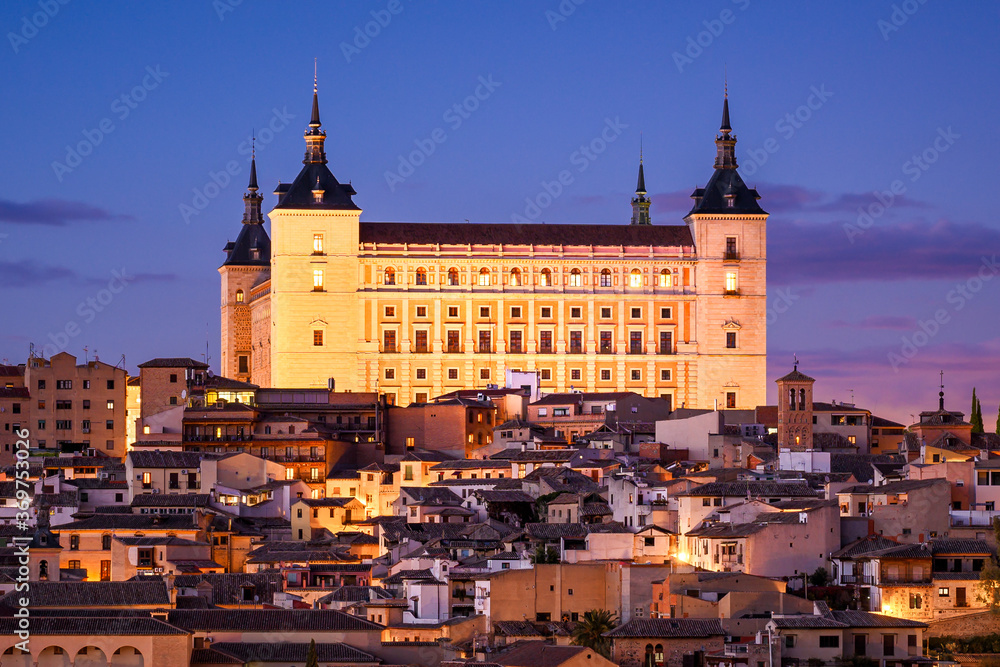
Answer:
[313, 234, 323, 253]
[510, 268, 521, 286]
[448, 268, 459, 285]
[725, 272, 738, 292]
[235, 289, 244, 303]
[659, 269, 672, 287]
[600, 269, 612, 287]
[540, 268, 552, 286]
[385, 268, 396, 285]
[629, 269, 642, 287]
[569, 269, 582, 287]
[478, 268, 491, 286]
[313, 269, 324, 291]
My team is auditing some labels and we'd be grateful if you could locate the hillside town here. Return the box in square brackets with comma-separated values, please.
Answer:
[1, 351, 999, 667]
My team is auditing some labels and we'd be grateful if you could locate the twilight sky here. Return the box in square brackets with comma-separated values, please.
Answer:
[1, 1, 998, 428]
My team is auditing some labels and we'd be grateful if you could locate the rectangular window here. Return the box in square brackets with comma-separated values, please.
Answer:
[383, 330, 396, 353]
[313, 330, 323, 346]
[479, 306, 490, 318]
[726, 331, 737, 349]
[600, 369, 611, 381]
[725, 272, 738, 293]
[313, 234, 323, 253]
[540, 369, 552, 381]
[57, 380, 72, 390]
[725, 236, 738, 259]
[540, 331, 553, 354]
[570, 306, 582, 318]
[100, 560, 111, 581]
[448, 306, 459, 318]
[56, 400, 72, 410]
[726, 392, 737, 409]
[447, 330, 461, 353]
[510, 306, 522, 318]
[600, 330, 613, 354]
[384, 368, 395, 380]
[569, 331, 583, 354]
[659, 331, 673, 354]
[660, 307, 672, 319]
[819, 636, 839, 648]
[570, 369, 581, 381]
[660, 369, 671, 381]
[415, 392, 428, 404]
[56, 420, 71, 430]
[631, 369, 641, 381]
[629, 331, 643, 354]
[540, 306, 552, 319]
[416, 368, 427, 380]
[238, 355, 249, 373]
[415, 305, 427, 317]
[509, 331, 523, 353]
[105, 419, 113, 430]
[169, 374, 177, 383]
[414, 330, 429, 353]
[313, 269, 324, 291]
[630, 307, 641, 319]
[480, 368, 490, 380]
[37, 379, 45, 390]
[384, 305, 395, 317]
[478, 330, 492, 353]
[600, 307, 612, 319]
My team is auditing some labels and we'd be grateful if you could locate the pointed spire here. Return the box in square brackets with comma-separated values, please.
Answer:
[630, 136, 651, 225]
[714, 81, 737, 169]
[635, 137, 646, 195]
[247, 134, 258, 191]
[303, 60, 327, 164]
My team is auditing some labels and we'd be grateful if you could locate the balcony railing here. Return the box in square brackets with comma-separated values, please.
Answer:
[724, 289, 741, 296]
[724, 251, 741, 261]
[839, 573, 876, 585]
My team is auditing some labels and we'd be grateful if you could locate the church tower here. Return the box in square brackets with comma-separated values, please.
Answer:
[630, 148, 651, 225]
[267, 71, 363, 389]
[685, 87, 768, 410]
[219, 146, 271, 383]
[776, 363, 815, 450]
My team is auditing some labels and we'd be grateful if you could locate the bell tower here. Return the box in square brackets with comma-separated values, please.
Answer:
[777, 362, 815, 450]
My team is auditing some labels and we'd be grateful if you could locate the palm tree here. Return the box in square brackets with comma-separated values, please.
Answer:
[571, 608, 618, 658]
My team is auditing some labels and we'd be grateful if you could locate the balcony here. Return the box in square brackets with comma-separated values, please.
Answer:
[839, 573, 876, 585]
[724, 289, 741, 297]
[723, 251, 741, 261]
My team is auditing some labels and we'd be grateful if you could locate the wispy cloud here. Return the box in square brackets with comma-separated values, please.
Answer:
[0, 199, 134, 226]
[0, 260, 177, 288]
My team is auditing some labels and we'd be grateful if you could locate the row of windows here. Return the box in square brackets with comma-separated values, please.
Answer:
[385, 366, 677, 383]
[37, 419, 114, 430]
[381, 266, 684, 288]
[381, 305, 675, 321]
[376, 329, 694, 354]
[37, 399, 115, 410]
[36, 379, 116, 390]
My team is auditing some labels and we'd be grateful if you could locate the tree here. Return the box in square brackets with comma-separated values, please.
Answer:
[530, 545, 560, 564]
[305, 639, 318, 667]
[976, 560, 1000, 613]
[809, 566, 831, 587]
[971, 388, 985, 434]
[571, 609, 618, 658]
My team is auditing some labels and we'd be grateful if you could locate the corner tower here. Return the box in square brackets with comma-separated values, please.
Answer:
[685, 87, 768, 409]
[220, 145, 271, 383]
[267, 71, 363, 389]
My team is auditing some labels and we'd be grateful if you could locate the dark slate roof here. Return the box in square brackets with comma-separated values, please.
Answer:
[524, 523, 588, 540]
[128, 450, 208, 468]
[359, 222, 693, 247]
[190, 648, 242, 665]
[678, 480, 817, 498]
[222, 221, 271, 267]
[828, 610, 927, 628]
[505, 449, 577, 462]
[770, 616, 846, 629]
[0, 581, 170, 608]
[174, 572, 284, 605]
[776, 367, 815, 383]
[131, 493, 211, 508]
[274, 161, 359, 210]
[476, 490, 536, 504]
[838, 478, 949, 495]
[687, 167, 765, 216]
[57, 514, 202, 531]
[832, 535, 901, 559]
[211, 642, 377, 664]
[166, 609, 383, 632]
[494, 642, 594, 667]
[316, 585, 393, 603]
[400, 486, 463, 505]
[0, 617, 188, 636]
[604, 618, 726, 638]
[492, 620, 545, 637]
[831, 454, 905, 485]
[137, 358, 210, 369]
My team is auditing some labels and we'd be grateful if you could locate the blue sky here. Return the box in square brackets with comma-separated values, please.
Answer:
[2, 0, 998, 426]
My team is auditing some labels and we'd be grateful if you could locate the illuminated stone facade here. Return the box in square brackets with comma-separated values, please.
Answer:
[221, 85, 767, 409]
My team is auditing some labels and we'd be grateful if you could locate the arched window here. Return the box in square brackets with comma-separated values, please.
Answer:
[478, 268, 491, 286]
[799, 388, 806, 410]
[658, 269, 672, 287]
[448, 267, 460, 286]
[629, 269, 642, 287]
[415, 268, 427, 285]
[235, 289, 244, 303]
[654, 645, 664, 665]
[600, 268, 612, 287]
[789, 388, 797, 410]
[540, 268, 552, 286]
[569, 268, 582, 287]
[384, 268, 396, 285]
[510, 268, 522, 286]
[644, 644, 654, 667]
[39, 560, 48, 580]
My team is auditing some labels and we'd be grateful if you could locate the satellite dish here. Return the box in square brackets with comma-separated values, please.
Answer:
[181, 390, 187, 399]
